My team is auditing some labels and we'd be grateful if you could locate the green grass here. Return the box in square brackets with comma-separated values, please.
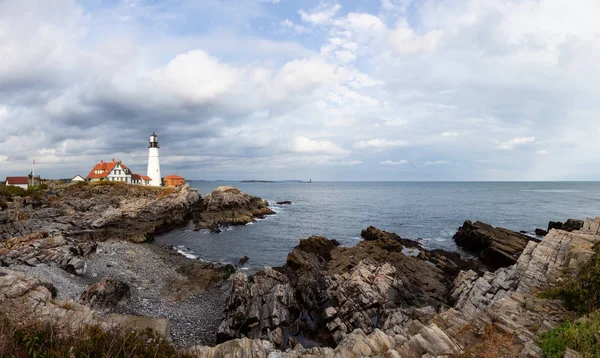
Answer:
[537, 243, 600, 357]
[538, 242, 600, 315]
[540, 310, 600, 358]
[0, 315, 192, 358]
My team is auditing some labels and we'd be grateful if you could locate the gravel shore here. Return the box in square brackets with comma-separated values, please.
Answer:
[13, 241, 230, 347]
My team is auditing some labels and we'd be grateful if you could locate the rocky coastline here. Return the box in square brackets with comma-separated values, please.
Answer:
[0, 182, 272, 347]
[1, 181, 599, 357]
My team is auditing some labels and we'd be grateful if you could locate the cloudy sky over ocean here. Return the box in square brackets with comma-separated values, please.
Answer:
[1, 0, 599, 180]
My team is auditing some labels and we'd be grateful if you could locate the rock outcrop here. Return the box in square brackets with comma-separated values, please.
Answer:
[80, 278, 131, 309]
[0, 231, 96, 275]
[218, 227, 481, 349]
[0, 183, 202, 243]
[211, 219, 600, 357]
[194, 186, 275, 232]
[453, 220, 536, 269]
[547, 218, 585, 233]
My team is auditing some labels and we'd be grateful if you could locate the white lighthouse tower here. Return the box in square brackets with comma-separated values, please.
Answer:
[147, 132, 162, 186]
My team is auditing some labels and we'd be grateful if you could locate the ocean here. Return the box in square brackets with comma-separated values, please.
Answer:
[155, 181, 600, 272]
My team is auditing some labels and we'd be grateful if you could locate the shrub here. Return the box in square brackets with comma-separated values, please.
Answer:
[0, 315, 192, 358]
[540, 310, 600, 358]
[0, 183, 27, 198]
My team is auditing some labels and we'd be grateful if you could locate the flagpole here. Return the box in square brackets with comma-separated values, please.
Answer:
[32, 160, 35, 187]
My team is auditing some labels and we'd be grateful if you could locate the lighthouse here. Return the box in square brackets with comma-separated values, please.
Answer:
[147, 132, 162, 186]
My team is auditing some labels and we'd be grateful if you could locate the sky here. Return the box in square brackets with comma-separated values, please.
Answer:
[1, 0, 600, 181]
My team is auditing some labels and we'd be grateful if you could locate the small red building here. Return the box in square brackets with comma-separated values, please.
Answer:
[163, 175, 185, 187]
[5, 177, 29, 190]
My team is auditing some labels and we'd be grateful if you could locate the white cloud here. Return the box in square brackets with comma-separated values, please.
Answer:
[334, 12, 386, 34]
[536, 150, 549, 155]
[149, 50, 239, 104]
[352, 138, 410, 149]
[380, 159, 408, 165]
[388, 23, 443, 55]
[292, 136, 349, 155]
[425, 160, 449, 165]
[441, 131, 458, 137]
[299, 3, 342, 25]
[327, 159, 362, 166]
[0, 156, 8, 163]
[375, 119, 408, 127]
[499, 136, 536, 150]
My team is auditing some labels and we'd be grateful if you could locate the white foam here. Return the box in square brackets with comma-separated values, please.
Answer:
[175, 246, 198, 259]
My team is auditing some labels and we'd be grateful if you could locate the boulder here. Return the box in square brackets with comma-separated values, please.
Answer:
[535, 228, 547, 236]
[194, 186, 275, 232]
[361, 226, 402, 242]
[238, 256, 249, 266]
[277, 201, 293, 205]
[547, 221, 563, 232]
[562, 219, 584, 232]
[547, 219, 584, 233]
[453, 220, 535, 269]
[80, 278, 131, 309]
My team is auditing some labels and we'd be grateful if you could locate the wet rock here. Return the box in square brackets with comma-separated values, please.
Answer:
[535, 228, 547, 236]
[277, 201, 293, 205]
[80, 278, 131, 309]
[453, 220, 535, 269]
[361, 225, 402, 242]
[547, 218, 584, 233]
[238, 256, 249, 266]
[547, 221, 563, 232]
[562, 219, 585, 232]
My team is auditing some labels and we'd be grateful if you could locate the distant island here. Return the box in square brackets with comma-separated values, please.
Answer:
[240, 180, 276, 183]
[239, 180, 307, 183]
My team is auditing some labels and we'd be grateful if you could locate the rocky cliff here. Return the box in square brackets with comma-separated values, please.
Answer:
[0, 183, 202, 276]
[0, 182, 202, 243]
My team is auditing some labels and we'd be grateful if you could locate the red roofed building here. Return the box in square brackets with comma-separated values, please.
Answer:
[164, 175, 185, 187]
[87, 159, 132, 183]
[5, 177, 29, 190]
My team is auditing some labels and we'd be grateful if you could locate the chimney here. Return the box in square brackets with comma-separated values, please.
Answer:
[100, 160, 104, 163]
[112, 158, 115, 163]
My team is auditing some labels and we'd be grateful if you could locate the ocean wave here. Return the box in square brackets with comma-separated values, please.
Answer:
[175, 245, 198, 260]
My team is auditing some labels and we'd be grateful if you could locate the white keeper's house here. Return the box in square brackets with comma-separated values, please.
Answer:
[86, 159, 150, 184]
